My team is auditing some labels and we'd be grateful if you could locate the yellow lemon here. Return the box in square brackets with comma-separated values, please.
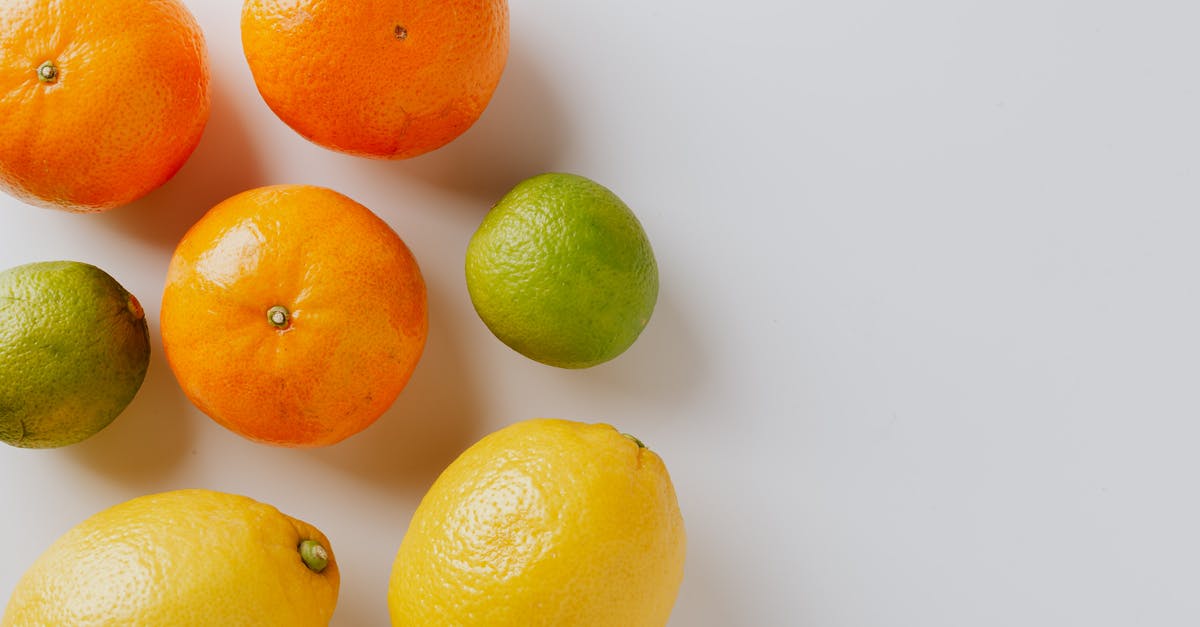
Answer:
[2, 489, 339, 626]
[388, 418, 686, 626]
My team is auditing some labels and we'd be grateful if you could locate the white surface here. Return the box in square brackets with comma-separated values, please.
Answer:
[3, 1, 1200, 625]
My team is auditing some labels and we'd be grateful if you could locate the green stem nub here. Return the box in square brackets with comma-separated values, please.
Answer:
[299, 540, 329, 573]
[622, 433, 647, 449]
[37, 61, 58, 83]
[267, 305, 291, 329]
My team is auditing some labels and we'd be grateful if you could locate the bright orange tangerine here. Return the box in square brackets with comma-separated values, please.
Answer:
[241, 0, 509, 159]
[0, 0, 209, 212]
[160, 185, 428, 447]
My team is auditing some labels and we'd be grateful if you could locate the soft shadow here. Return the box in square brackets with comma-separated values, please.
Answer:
[306, 280, 484, 494]
[66, 333, 195, 488]
[589, 293, 707, 402]
[93, 72, 266, 247]
[365, 41, 571, 204]
[667, 534, 748, 626]
[330, 592, 387, 627]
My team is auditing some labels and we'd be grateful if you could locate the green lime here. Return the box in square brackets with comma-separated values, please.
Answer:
[466, 173, 658, 369]
[0, 261, 150, 448]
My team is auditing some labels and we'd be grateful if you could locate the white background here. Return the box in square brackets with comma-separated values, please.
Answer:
[3, 0, 1200, 625]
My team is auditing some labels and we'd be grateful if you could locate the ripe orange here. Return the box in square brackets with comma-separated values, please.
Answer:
[160, 185, 428, 447]
[241, 0, 509, 159]
[0, 0, 209, 212]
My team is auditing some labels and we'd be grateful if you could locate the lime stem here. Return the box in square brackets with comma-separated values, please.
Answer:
[622, 433, 647, 449]
[36, 61, 58, 83]
[267, 305, 290, 329]
[126, 294, 145, 321]
[299, 540, 329, 573]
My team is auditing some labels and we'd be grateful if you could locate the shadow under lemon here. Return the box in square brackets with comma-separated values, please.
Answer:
[66, 332, 195, 489]
[357, 40, 572, 206]
[93, 72, 266, 248]
[305, 280, 484, 495]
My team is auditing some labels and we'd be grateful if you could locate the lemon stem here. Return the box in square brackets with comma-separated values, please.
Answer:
[267, 305, 290, 329]
[299, 540, 329, 573]
[36, 61, 58, 83]
[622, 433, 646, 449]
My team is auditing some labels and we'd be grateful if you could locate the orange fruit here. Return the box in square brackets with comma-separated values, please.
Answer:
[160, 185, 428, 447]
[0, 0, 209, 212]
[241, 0, 509, 159]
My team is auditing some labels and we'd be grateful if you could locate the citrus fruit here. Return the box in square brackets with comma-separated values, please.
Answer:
[160, 185, 427, 447]
[2, 489, 339, 626]
[388, 418, 686, 626]
[0, 260, 149, 448]
[241, 0, 509, 159]
[465, 173, 658, 369]
[0, 0, 210, 212]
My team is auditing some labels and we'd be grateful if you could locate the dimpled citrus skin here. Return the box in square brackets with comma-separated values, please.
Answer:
[0, 0, 209, 212]
[389, 418, 686, 626]
[0, 261, 149, 448]
[2, 489, 339, 626]
[241, 0, 508, 159]
[160, 185, 428, 447]
[466, 173, 659, 368]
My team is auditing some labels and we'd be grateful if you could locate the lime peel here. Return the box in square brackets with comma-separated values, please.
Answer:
[465, 173, 659, 369]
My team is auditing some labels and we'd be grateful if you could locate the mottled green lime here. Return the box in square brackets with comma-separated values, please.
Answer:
[0, 261, 150, 448]
[466, 173, 658, 369]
